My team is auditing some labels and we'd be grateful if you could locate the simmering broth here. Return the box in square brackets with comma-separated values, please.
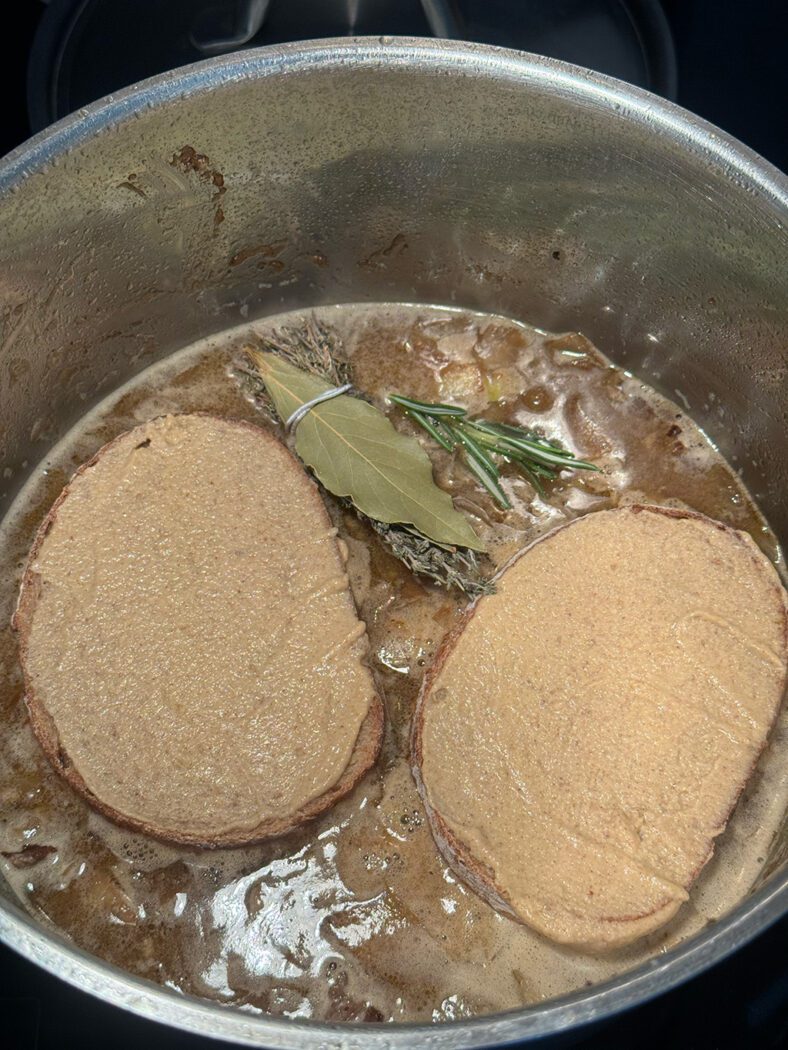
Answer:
[0, 304, 785, 1022]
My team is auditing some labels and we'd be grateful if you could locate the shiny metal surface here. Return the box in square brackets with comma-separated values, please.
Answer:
[0, 38, 786, 1048]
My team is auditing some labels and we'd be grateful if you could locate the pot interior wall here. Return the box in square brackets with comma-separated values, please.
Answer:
[0, 37, 786, 972]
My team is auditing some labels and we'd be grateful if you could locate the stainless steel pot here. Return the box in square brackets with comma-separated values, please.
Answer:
[0, 38, 786, 1049]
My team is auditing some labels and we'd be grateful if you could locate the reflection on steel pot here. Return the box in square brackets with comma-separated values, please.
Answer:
[0, 38, 786, 1050]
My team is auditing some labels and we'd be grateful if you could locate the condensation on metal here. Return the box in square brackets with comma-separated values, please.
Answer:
[2, 39, 787, 212]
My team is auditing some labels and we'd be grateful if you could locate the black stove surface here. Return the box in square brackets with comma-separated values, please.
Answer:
[1, 2, 787, 1048]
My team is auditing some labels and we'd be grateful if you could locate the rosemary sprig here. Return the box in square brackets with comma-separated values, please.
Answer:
[233, 319, 492, 597]
[389, 394, 598, 507]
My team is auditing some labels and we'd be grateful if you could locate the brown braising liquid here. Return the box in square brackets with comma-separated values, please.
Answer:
[0, 304, 785, 1022]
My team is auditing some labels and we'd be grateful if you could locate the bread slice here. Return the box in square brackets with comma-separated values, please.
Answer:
[14, 414, 383, 848]
[413, 505, 788, 950]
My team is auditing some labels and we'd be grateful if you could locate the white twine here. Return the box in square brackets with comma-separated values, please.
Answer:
[285, 384, 352, 433]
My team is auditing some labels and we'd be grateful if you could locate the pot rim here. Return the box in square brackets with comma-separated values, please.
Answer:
[1, 37, 786, 1049]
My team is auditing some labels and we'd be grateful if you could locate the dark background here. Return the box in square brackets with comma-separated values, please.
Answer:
[1, 1, 787, 1048]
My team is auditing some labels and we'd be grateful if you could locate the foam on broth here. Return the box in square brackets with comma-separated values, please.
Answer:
[0, 304, 785, 1022]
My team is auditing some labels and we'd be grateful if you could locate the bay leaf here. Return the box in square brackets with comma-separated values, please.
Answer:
[248, 350, 484, 551]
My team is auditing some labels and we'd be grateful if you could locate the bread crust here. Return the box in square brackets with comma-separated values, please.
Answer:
[14, 414, 384, 849]
[412, 504, 788, 949]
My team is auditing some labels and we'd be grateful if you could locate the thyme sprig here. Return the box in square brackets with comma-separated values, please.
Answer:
[234, 319, 349, 417]
[389, 394, 598, 507]
[362, 517, 492, 599]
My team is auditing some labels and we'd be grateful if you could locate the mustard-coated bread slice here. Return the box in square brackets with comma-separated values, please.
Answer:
[15, 414, 383, 847]
[413, 506, 788, 949]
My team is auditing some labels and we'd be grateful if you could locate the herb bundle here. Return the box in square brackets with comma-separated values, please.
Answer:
[237, 320, 597, 597]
